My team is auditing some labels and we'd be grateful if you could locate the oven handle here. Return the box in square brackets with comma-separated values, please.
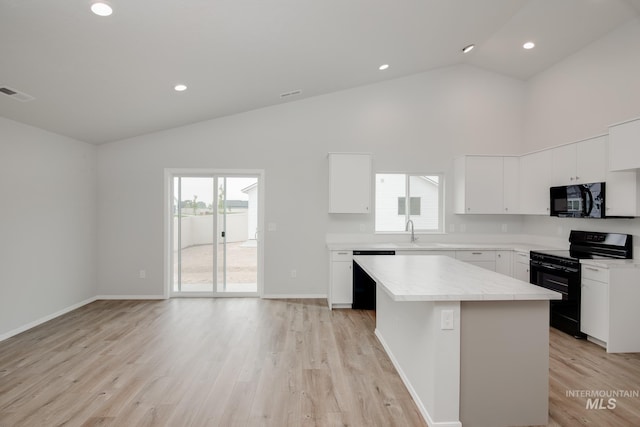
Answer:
[546, 278, 569, 289]
[530, 260, 579, 274]
[532, 280, 569, 297]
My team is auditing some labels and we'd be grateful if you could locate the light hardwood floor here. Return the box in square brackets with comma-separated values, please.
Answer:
[0, 299, 639, 427]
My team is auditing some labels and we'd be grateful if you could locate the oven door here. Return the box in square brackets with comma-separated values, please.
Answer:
[529, 260, 579, 301]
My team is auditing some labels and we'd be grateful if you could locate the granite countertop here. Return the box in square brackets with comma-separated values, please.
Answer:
[353, 255, 562, 302]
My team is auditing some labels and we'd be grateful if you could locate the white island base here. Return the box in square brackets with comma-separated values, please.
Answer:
[354, 255, 560, 427]
[376, 290, 550, 427]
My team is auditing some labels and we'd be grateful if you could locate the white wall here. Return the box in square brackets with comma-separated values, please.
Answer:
[524, 18, 640, 151]
[522, 18, 640, 251]
[97, 64, 526, 297]
[0, 118, 97, 338]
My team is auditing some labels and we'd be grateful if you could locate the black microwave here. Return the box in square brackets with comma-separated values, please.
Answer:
[550, 182, 605, 218]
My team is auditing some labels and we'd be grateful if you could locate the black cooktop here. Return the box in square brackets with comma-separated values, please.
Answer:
[531, 230, 633, 261]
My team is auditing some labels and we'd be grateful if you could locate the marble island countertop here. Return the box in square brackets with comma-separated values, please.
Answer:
[353, 254, 562, 302]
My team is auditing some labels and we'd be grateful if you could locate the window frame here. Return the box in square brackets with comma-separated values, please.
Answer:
[374, 172, 445, 234]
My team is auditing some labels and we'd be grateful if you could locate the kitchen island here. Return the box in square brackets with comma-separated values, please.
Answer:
[353, 255, 561, 427]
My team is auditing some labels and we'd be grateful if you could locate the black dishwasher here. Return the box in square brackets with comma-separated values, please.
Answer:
[352, 250, 395, 310]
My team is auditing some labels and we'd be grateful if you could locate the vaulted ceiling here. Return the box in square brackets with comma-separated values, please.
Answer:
[1, 0, 639, 144]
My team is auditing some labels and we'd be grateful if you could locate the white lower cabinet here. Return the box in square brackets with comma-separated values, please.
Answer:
[329, 251, 353, 309]
[580, 263, 640, 352]
[496, 251, 512, 276]
[455, 250, 496, 271]
[513, 251, 530, 282]
[581, 277, 609, 342]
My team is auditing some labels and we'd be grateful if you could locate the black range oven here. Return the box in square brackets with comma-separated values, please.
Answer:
[530, 230, 632, 338]
[530, 252, 582, 337]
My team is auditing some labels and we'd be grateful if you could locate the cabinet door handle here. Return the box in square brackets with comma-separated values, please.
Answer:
[472, 252, 482, 255]
[337, 252, 348, 255]
[585, 267, 600, 272]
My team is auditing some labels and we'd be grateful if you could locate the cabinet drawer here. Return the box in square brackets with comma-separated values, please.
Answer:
[514, 251, 530, 264]
[332, 251, 353, 262]
[582, 265, 609, 283]
[455, 250, 496, 262]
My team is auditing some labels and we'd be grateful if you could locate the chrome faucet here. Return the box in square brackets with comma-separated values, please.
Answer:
[405, 219, 417, 243]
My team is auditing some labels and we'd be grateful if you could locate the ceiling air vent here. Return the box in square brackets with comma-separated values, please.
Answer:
[0, 86, 35, 102]
[280, 90, 301, 99]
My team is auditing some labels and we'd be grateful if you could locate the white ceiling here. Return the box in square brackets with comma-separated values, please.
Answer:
[1, 0, 639, 144]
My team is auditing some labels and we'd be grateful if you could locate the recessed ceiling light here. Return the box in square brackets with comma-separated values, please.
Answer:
[523, 41, 535, 50]
[378, 64, 389, 71]
[91, 2, 113, 16]
[174, 84, 187, 92]
[462, 44, 475, 53]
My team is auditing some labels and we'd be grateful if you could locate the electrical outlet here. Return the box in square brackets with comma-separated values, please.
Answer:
[460, 224, 466, 233]
[139, 269, 146, 279]
[359, 223, 366, 232]
[290, 269, 297, 278]
[501, 223, 508, 233]
[441, 310, 454, 330]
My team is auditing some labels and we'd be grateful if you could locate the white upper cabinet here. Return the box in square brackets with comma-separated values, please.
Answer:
[550, 137, 606, 186]
[606, 170, 640, 217]
[455, 156, 519, 214]
[550, 144, 576, 186]
[519, 150, 552, 215]
[328, 153, 371, 214]
[603, 134, 640, 217]
[503, 157, 520, 214]
[609, 118, 640, 171]
[577, 137, 607, 184]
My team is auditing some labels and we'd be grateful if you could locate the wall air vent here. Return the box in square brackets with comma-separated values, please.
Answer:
[0, 86, 35, 102]
[280, 90, 301, 99]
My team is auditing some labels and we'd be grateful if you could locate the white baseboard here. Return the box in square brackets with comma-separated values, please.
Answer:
[261, 294, 327, 299]
[0, 296, 98, 343]
[374, 329, 462, 427]
[95, 295, 167, 300]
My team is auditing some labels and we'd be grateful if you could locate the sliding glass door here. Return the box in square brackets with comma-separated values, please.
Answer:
[170, 173, 260, 297]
